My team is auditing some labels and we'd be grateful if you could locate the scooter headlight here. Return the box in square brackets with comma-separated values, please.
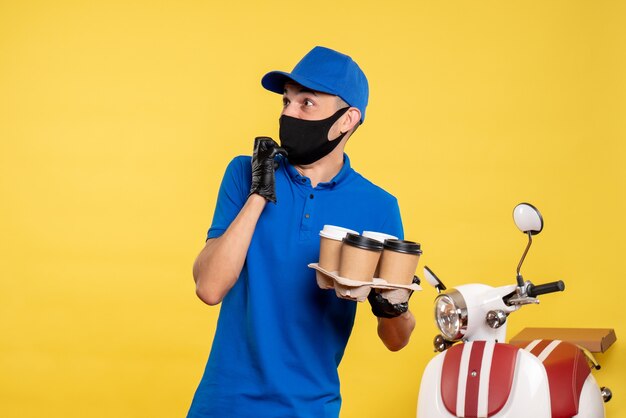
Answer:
[434, 289, 468, 341]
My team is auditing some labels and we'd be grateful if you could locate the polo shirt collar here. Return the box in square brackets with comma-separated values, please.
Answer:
[284, 154, 352, 189]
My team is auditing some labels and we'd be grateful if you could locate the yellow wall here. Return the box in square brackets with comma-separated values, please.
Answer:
[1, 1, 624, 416]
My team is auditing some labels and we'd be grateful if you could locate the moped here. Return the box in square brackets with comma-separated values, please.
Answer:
[417, 203, 612, 418]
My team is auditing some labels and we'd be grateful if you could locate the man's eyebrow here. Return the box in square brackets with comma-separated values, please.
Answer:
[283, 85, 318, 95]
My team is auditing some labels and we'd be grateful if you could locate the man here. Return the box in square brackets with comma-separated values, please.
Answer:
[188, 46, 415, 418]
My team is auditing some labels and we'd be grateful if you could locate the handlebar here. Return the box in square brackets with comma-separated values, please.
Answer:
[527, 280, 565, 297]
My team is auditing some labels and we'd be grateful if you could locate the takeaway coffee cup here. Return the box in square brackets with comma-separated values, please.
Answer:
[377, 239, 422, 285]
[362, 231, 398, 277]
[338, 233, 384, 282]
[318, 225, 358, 272]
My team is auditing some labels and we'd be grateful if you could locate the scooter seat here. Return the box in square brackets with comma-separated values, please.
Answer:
[513, 339, 591, 418]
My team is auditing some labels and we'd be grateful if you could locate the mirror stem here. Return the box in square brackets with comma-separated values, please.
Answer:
[516, 231, 533, 287]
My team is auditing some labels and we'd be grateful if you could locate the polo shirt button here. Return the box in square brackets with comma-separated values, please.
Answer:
[309, 194, 314, 199]
[305, 214, 310, 218]
[301, 179, 306, 183]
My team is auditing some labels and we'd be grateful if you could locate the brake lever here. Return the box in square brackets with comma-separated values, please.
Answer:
[506, 281, 539, 306]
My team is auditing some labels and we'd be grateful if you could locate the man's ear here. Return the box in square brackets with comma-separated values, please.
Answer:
[340, 107, 362, 134]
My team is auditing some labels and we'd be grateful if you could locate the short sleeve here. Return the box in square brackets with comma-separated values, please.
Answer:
[206, 156, 252, 240]
[379, 197, 404, 240]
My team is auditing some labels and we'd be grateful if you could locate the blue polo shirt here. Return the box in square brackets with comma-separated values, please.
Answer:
[188, 154, 403, 418]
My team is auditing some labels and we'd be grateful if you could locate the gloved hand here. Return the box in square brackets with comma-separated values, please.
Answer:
[249, 136, 287, 203]
[367, 275, 420, 318]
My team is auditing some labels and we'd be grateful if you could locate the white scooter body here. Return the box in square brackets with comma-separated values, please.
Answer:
[416, 203, 610, 417]
[416, 282, 606, 418]
[576, 374, 605, 418]
[418, 343, 551, 418]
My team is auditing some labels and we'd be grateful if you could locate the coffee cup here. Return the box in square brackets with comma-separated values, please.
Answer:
[362, 231, 398, 277]
[318, 225, 358, 272]
[338, 233, 384, 282]
[377, 239, 422, 285]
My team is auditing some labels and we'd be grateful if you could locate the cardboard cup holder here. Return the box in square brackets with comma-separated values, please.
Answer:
[313, 227, 422, 302]
[308, 263, 422, 302]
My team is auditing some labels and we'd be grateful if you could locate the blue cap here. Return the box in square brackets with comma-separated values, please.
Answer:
[261, 46, 369, 122]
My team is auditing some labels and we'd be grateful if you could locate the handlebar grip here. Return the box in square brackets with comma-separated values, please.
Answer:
[527, 280, 565, 297]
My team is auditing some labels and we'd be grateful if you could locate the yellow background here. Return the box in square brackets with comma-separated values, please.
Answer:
[1, 1, 624, 417]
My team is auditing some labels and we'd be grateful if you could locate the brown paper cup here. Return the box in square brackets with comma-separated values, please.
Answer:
[319, 236, 344, 271]
[362, 231, 398, 277]
[318, 225, 358, 271]
[338, 234, 383, 282]
[377, 240, 422, 285]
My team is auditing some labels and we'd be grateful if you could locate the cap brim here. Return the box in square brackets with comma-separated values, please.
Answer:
[261, 71, 337, 97]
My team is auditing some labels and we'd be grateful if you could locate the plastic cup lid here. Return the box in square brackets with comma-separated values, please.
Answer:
[319, 225, 358, 240]
[383, 239, 422, 255]
[342, 233, 384, 251]
[362, 231, 398, 242]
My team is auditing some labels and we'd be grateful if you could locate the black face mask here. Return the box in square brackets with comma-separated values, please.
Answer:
[279, 107, 350, 165]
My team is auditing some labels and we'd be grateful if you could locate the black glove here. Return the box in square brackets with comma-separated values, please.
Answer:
[249, 136, 287, 203]
[367, 275, 420, 319]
